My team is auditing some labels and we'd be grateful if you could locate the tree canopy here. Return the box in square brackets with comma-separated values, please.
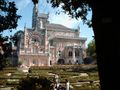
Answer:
[11, 30, 24, 46]
[87, 39, 96, 60]
[0, 0, 21, 69]
[32, 0, 39, 4]
[48, 0, 93, 26]
[0, 0, 21, 50]
[0, 0, 21, 32]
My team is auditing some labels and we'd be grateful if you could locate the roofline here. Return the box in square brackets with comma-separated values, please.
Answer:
[46, 23, 77, 32]
[50, 36, 87, 41]
[47, 28, 75, 32]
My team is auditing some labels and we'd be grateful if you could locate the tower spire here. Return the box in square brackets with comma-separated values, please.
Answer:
[32, 0, 39, 29]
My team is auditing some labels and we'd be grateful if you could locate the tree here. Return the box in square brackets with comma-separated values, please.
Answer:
[49, 0, 116, 89]
[87, 39, 96, 60]
[0, 0, 21, 69]
[83, 39, 96, 64]
[11, 30, 24, 46]
[0, 0, 21, 32]
[0, 34, 12, 69]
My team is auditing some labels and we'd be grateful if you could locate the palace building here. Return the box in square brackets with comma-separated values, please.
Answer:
[17, 0, 87, 67]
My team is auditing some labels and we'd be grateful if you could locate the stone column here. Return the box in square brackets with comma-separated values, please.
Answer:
[45, 28, 48, 53]
[72, 45, 76, 64]
[55, 42, 57, 64]
[79, 47, 83, 64]
[40, 20, 44, 29]
[24, 27, 27, 48]
[48, 43, 50, 66]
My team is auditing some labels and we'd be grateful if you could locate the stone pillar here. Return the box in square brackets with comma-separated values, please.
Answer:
[48, 43, 50, 66]
[45, 28, 48, 53]
[79, 47, 83, 64]
[72, 45, 76, 64]
[40, 20, 44, 29]
[24, 27, 27, 48]
[55, 42, 57, 64]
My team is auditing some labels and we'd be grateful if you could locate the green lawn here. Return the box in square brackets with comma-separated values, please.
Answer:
[0, 65, 100, 90]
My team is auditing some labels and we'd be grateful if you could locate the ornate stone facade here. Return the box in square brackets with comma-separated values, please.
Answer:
[18, 1, 87, 67]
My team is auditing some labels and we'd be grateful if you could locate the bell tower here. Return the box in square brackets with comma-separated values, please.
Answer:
[32, 0, 39, 29]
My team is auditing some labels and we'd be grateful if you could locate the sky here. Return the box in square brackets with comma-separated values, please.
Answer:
[7, 0, 94, 47]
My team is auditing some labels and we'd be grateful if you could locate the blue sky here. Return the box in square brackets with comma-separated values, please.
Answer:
[7, 0, 94, 47]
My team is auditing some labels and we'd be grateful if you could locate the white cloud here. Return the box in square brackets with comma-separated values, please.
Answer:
[16, 0, 31, 13]
[49, 13, 81, 29]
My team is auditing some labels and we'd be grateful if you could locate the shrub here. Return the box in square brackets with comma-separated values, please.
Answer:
[17, 76, 52, 90]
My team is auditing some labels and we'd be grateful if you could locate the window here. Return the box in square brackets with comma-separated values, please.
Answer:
[58, 51, 61, 56]
[33, 60, 36, 65]
[50, 40, 53, 46]
[68, 51, 72, 56]
[33, 46, 38, 54]
[75, 50, 79, 56]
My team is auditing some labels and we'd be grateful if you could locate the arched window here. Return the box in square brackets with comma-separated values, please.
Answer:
[33, 60, 37, 65]
[50, 40, 53, 46]
[33, 46, 38, 54]
[68, 51, 73, 56]
[33, 60, 35, 64]
[59, 51, 61, 56]
[75, 49, 79, 56]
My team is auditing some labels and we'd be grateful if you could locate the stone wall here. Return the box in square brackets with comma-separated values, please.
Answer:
[19, 54, 49, 67]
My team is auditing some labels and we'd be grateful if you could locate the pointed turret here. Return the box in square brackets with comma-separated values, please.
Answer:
[77, 25, 80, 36]
[75, 25, 80, 37]
[32, 0, 39, 29]
[24, 24, 27, 48]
